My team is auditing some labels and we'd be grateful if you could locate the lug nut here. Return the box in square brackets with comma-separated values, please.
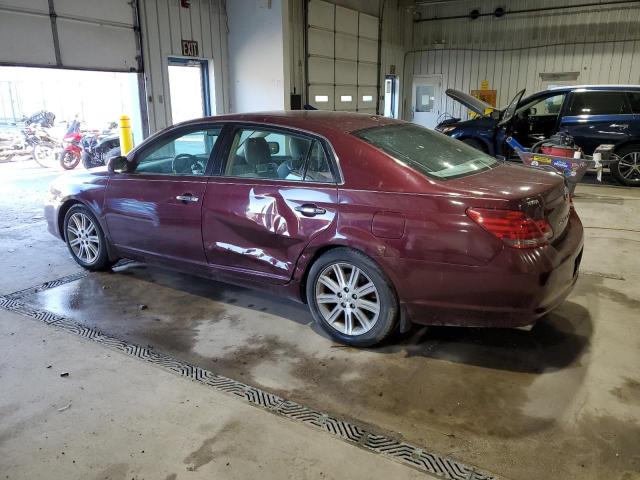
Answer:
[352, 294, 357, 299]
[341, 302, 346, 308]
[350, 303, 355, 308]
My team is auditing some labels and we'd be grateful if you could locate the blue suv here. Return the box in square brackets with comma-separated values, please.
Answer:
[435, 86, 640, 186]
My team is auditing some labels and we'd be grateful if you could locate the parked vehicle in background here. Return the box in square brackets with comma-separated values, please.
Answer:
[21, 110, 56, 128]
[45, 112, 583, 347]
[59, 131, 83, 170]
[81, 131, 120, 169]
[28, 126, 61, 168]
[436, 85, 640, 186]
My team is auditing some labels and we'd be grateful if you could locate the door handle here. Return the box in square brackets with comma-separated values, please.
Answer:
[610, 123, 629, 129]
[295, 204, 326, 217]
[176, 194, 199, 203]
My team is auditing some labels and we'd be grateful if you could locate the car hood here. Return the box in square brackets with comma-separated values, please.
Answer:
[445, 89, 497, 116]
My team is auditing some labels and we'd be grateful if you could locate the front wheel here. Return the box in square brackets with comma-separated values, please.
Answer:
[63, 205, 113, 271]
[33, 142, 58, 168]
[611, 146, 640, 186]
[306, 248, 398, 347]
[60, 151, 81, 170]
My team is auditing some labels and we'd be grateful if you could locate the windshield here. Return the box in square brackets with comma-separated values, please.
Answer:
[353, 123, 498, 180]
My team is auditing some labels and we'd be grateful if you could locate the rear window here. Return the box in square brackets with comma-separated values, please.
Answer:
[353, 124, 498, 180]
[567, 91, 631, 116]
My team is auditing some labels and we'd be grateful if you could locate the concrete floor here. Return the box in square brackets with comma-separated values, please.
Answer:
[1, 160, 639, 480]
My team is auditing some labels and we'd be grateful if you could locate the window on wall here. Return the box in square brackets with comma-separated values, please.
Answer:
[567, 91, 631, 116]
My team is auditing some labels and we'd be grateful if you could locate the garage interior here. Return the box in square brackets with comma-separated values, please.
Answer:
[1, 1, 639, 480]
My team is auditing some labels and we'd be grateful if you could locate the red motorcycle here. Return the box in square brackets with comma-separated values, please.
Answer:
[59, 131, 83, 170]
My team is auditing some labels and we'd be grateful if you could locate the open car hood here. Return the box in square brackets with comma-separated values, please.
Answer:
[445, 89, 496, 116]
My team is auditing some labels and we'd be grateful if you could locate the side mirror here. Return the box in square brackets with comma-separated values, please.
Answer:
[107, 155, 130, 174]
[267, 141, 280, 155]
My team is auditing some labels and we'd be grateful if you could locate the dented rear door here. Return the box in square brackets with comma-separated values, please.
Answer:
[201, 178, 337, 284]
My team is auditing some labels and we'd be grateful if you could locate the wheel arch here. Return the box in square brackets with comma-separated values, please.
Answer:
[613, 141, 640, 155]
[57, 199, 84, 240]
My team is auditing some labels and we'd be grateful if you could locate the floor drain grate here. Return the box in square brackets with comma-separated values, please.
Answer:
[0, 272, 498, 480]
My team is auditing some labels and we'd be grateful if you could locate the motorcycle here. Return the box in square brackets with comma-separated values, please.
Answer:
[59, 131, 83, 170]
[30, 126, 62, 168]
[81, 132, 120, 169]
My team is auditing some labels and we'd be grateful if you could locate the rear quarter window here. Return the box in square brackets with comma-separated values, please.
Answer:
[627, 92, 640, 114]
[567, 91, 631, 116]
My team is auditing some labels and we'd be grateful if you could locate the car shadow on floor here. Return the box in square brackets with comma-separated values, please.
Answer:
[383, 301, 592, 374]
[109, 262, 592, 375]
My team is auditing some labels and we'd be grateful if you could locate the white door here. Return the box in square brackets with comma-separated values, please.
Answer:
[411, 75, 442, 129]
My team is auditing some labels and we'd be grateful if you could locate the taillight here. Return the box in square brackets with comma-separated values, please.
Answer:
[466, 208, 553, 249]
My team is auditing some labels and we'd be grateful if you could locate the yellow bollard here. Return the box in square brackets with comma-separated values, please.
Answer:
[119, 115, 134, 155]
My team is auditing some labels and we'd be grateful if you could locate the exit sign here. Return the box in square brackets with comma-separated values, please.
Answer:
[181, 40, 199, 57]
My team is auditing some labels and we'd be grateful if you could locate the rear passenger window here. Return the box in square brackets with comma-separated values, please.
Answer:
[627, 92, 640, 114]
[567, 91, 631, 116]
[223, 128, 335, 183]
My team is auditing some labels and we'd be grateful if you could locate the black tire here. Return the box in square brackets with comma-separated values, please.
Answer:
[32, 142, 58, 168]
[60, 151, 81, 170]
[306, 248, 398, 347]
[63, 204, 113, 271]
[461, 138, 487, 153]
[611, 145, 640, 186]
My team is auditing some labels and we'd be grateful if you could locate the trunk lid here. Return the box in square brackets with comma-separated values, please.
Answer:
[449, 163, 571, 241]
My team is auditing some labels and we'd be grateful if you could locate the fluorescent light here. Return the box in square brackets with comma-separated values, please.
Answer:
[315, 95, 329, 102]
[340, 95, 353, 102]
[362, 95, 373, 102]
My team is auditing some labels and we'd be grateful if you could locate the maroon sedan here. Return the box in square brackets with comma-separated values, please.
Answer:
[45, 112, 584, 347]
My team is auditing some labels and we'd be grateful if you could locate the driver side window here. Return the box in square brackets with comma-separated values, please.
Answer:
[135, 127, 222, 176]
[518, 94, 566, 117]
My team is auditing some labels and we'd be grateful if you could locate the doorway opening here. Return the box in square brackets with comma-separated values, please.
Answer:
[167, 58, 213, 124]
[383, 75, 399, 119]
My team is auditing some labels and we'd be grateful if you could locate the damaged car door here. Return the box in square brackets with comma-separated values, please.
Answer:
[201, 125, 339, 284]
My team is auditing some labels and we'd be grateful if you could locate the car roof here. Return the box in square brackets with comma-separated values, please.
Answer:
[547, 84, 640, 92]
[179, 110, 402, 134]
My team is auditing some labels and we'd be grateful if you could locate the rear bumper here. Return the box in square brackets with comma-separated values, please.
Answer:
[386, 209, 584, 328]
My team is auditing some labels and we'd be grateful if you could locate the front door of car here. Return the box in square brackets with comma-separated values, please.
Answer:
[104, 125, 222, 267]
[510, 92, 567, 147]
[559, 90, 634, 154]
[201, 125, 338, 284]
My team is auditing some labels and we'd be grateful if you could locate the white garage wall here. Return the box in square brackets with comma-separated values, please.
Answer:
[139, 0, 229, 133]
[226, 0, 289, 112]
[408, 0, 640, 120]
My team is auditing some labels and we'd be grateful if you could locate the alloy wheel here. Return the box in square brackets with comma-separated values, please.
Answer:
[617, 151, 640, 181]
[315, 262, 380, 336]
[66, 212, 101, 264]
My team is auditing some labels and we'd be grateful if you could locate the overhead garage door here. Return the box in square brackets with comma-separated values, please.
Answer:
[307, 0, 378, 114]
[0, 0, 140, 72]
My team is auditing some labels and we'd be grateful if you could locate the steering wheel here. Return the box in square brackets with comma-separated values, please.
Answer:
[172, 153, 204, 175]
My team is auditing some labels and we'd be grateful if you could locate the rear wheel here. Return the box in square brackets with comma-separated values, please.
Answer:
[611, 145, 640, 186]
[306, 248, 398, 347]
